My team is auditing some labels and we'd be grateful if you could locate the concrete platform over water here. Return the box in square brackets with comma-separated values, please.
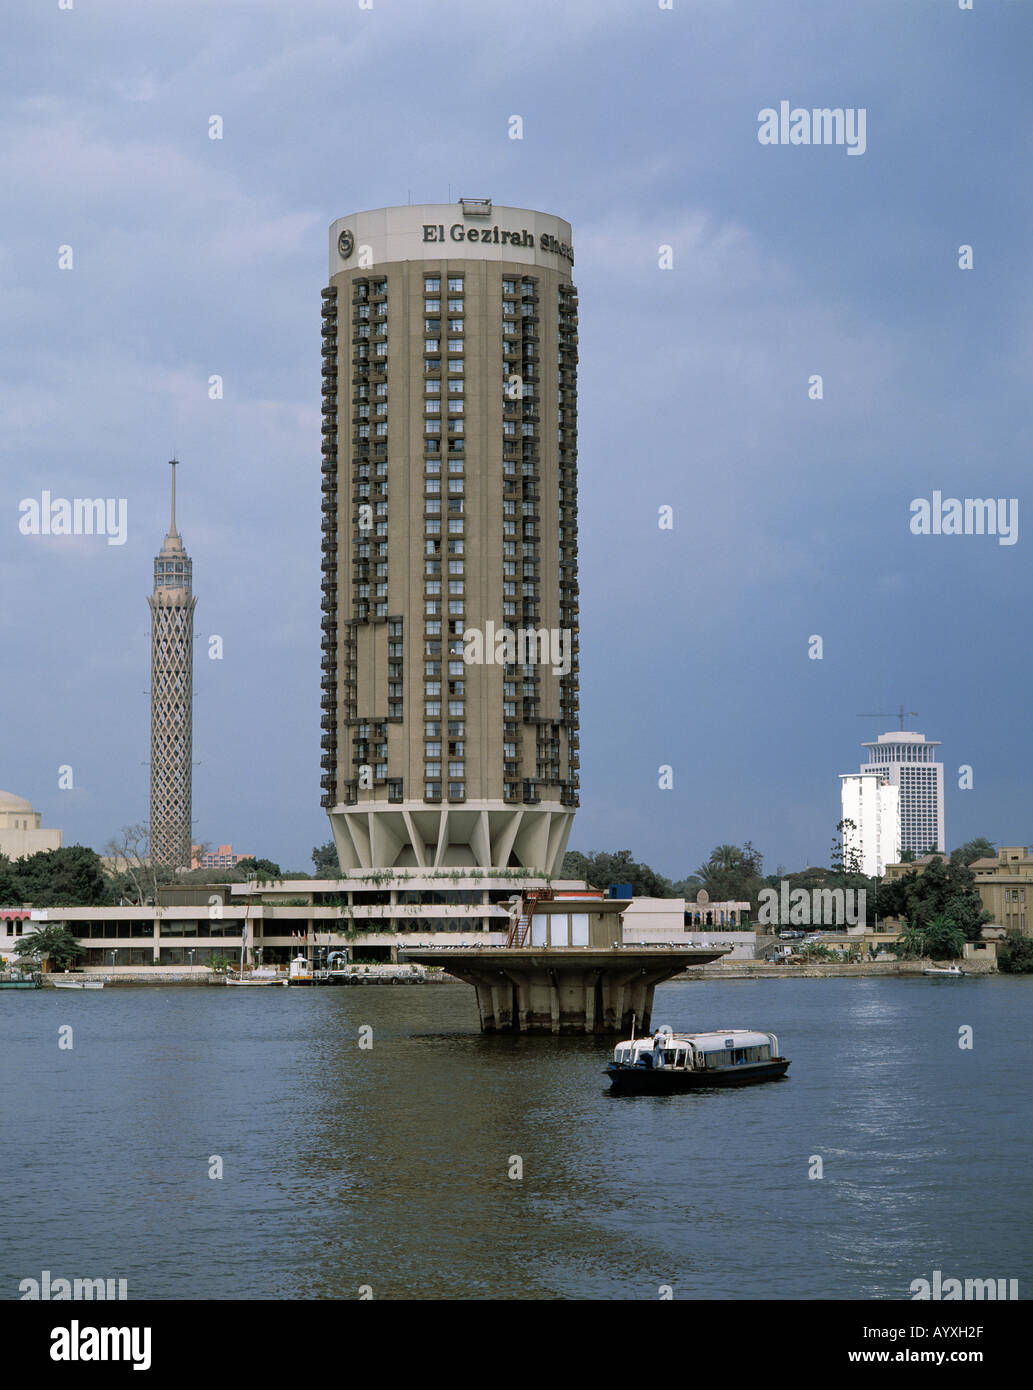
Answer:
[399, 944, 729, 1033]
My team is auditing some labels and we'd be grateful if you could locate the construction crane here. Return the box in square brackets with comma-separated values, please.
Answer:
[856, 705, 918, 730]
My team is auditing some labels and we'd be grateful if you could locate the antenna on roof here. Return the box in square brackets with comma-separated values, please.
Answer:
[856, 705, 918, 731]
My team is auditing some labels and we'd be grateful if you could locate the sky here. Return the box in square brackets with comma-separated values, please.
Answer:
[1, 0, 1030, 881]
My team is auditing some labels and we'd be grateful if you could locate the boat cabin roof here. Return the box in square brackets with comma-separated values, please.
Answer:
[617, 1030, 775, 1055]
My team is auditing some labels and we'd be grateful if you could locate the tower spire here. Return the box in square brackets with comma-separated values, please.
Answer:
[169, 457, 179, 538]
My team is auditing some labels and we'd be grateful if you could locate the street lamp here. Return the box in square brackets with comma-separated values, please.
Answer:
[187, 947, 195, 972]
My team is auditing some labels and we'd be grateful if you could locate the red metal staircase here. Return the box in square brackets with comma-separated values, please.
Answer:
[505, 888, 552, 947]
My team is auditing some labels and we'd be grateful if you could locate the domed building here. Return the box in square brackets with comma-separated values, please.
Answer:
[0, 791, 63, 860]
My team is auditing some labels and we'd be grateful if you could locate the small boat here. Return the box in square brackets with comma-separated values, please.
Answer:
[225, 972, 288, 987]
[52, 980, 105, 990]
[922, 965, 964, 978]
[0, 976, 41, 990]
[223, 888, 287, 985]
[606, 1029, 790, 1093]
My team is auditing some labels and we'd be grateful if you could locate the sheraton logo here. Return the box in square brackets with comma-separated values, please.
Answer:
[422, 223, 574, 263]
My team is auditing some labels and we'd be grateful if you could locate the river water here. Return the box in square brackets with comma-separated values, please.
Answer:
[2, 976, 1029, 1300]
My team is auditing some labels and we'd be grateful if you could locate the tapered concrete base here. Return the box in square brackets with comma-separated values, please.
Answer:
[398, 946, 730, 1034]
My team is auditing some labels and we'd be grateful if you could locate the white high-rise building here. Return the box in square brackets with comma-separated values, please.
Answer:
[859, 731, 945, 856]
[839, 772, 900, 877]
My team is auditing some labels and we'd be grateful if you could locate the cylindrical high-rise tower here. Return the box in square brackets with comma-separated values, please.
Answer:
[320, 200, 580, 873]
[148, 459, 197, 867]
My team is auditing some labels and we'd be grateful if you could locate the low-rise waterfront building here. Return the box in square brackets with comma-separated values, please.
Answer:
[0, 871, 569, 967]
[0, 876, 765, 968]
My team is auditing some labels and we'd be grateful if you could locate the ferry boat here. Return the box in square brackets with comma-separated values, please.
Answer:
[605, 1029, 790, 1093]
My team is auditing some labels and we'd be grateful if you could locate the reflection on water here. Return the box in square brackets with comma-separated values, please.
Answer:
[1, 977, 1030, 1300]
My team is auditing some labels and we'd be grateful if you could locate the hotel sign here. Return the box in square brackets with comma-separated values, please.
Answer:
[421, 222, 574, 265]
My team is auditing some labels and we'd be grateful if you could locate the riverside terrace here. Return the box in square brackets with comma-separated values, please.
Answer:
[400, 895, 728, 1033]
[0, 875, 730, 986]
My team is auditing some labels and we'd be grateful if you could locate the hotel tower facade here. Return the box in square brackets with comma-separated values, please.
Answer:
[320, 200, 580, 874]
[148, 460, 197, 867]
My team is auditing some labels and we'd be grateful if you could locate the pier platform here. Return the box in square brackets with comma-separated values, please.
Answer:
[398, 944, 728, 1033]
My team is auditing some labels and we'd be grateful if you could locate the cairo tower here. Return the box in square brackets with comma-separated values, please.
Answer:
[148, 460, 197, 867]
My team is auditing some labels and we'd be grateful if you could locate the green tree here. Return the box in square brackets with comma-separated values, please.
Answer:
[235, 857, 282, 883]
[998, 931, 1033, 974]
[14, 923, 83, 972]
[893, 921, 928, 959]
[0, 854, 22, 904]
[312, 841, 341, 877]
[11, 846, 109, 907]
[693, 842, 765, 907]
[921, 916, 966, 960]
[559, 849, 675, 897]
[877, 856, 990, 941]
[830, 819, 865, 878]
[949, 838, 996, 867]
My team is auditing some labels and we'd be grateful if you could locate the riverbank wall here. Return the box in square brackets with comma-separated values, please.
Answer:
[674, 957, 998, 980]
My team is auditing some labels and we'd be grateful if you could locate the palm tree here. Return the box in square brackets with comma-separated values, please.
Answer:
[14, 924, 83, 973]
[894, 920, 927, 960]
[922, 915, 966, 961]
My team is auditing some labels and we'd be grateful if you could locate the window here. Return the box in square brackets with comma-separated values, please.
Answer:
[448, 277, 463, 292]
[448, 299, 463, 312]
[448, 339, 463, 352]
[425, 299, 440, 312]
[425, 380, 440, 394]
[425, 277, 440, 292]
[448, 359, 463, 373]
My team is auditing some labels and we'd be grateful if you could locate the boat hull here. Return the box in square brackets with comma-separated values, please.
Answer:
[606, 1059, 790, 1093]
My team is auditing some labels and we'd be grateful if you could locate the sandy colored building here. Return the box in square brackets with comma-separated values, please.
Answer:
[0, 790, 62, 861]
[968, 847, 1032, 932]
